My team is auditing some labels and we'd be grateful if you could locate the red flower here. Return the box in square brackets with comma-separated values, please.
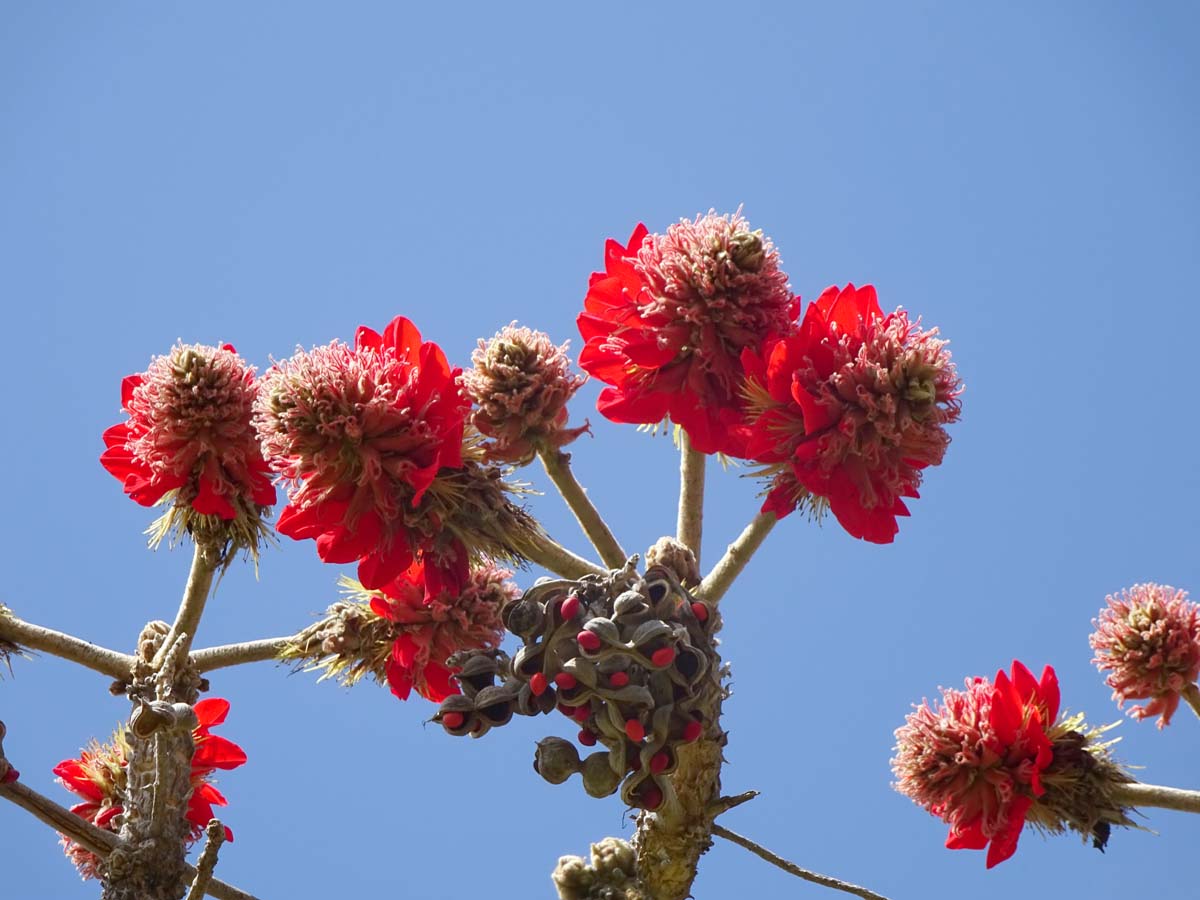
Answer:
[254, 316, 469, 590]
[578, 213, 797, 454]
[54, 698, 248, 879]
[740, 284, 962, 542]
[100, 343, 276, 538]
[366, 559, 514, 702]
[1091, 583, 1200, 727]
[892, 661, 1059, 868]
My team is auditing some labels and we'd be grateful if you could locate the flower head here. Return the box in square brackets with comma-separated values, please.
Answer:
[285, 560, 517, 703]
[892, 661, 1059, 868]
[578, 211, 797, 454]
[1091, 583, 1200, 727]
[54, 698, 247, 880]
[740, 284, 962, 542]
[254, 317, 469, 589]
[462, 323, 588, 464]
[100, 343, 276, 559]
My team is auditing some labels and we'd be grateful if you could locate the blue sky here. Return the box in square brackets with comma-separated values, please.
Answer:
[2, 2, 1198, 898]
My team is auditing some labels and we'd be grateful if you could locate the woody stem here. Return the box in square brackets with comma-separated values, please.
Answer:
[695, 512, 777, 605]
[153, 542, 219, 669]
[1182, 683, 1200, 721]
[1113, 781, 1200, 814]
[524, 531, 608, 580]
[538, 448, 627, 569]
[676, 434, 705, 565]
[191, 637, 293, 673]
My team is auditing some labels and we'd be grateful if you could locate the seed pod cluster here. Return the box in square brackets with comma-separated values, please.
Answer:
[432, 562, 722, 810]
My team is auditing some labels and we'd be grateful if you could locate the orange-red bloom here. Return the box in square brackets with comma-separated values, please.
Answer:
[54, 698, 247, 879]
[100, 343, 276, 521]
[367, 559, 514, 702]
[740, 284, 961, 542]
[892, 661, 1059, 868]
[254, 317, 469, 590]
[577, 213, 797, 454]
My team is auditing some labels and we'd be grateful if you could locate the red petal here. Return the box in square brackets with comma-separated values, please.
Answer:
[194, 698, 230, 727]
[381, 316, 423, 363]
[192, 735, 247, 771]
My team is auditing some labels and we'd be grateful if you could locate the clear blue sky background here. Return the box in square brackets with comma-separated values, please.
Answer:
[2, 3, 1198, 898]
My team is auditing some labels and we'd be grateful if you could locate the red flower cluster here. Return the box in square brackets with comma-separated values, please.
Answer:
[100, 343, 276, 522]
[54, 699, 247, 879]
[740, 284, 961, 542]
[892, 661, 1060, 868]
[366, 559, 514, 702]
[578, 213, 797, 453]
[254, 317, 469, 590]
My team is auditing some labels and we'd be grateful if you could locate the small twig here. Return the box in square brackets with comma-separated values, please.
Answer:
[676, 434, 706, 566]
[708, 790, 760, 819]
[187, 820, 227, 900]
[1183, 683, 1200, 721]
[538, 448, 627, 569]
[0, 605, 134, 679]
[523, 530, 608, 580]
[191, 637, 292, 673]
[154, 543, 219, 669]
[713, 825, 892, 900]
[1113, 780, 1200, 814]
[0, 777, 259, 900]
[695, 511, 778, 605]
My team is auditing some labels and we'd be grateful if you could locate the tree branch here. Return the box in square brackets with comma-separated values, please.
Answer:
[0, 605, 134, 680]
[0, 778, 259, 900]
[1114, 780, 1200, 814]
[154, 543, 219, 668]
[695, 512, 777, 605]
[186, 820, 227, 900]
[538, 448, 627, 569]
[676, 435, 705, 566]
[523, 530, 608, 579]
[191, 637, 291, 673]
[713, 825, 892, 900]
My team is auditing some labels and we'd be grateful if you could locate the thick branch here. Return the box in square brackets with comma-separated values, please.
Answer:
[191, 637, 291, 673]
[539, 448, 627, 569]
[713, 825, 892, 900]
[695, 512, 777, 605]
[676, 436, 705, 565]
[154, 543, 219, 667]
[0, 778, 257, 900]
[1114, 781, 1200, 814]
[523, 530, 607, 579]
[0, 607, 134, 679]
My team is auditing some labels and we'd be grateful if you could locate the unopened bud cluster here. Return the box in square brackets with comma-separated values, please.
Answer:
[432, 563, 722, 810]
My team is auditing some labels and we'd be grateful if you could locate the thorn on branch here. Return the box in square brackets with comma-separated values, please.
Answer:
[708, 790, 760, 819]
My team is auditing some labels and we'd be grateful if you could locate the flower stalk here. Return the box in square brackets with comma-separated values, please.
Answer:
[191, 637, 292, 673]
[154, 542, 220, 669]
[538, 448, 627, 569]
[676, 435, 705, 565]
[1114, 781, 1200, 815]
[696, 512, 777, 604]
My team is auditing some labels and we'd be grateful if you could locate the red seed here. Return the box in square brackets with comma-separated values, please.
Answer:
[650, 752, 670, 774]
[628, 754, 642, 772]
[573, 705, 592, 724]
[577, 630, 602, 652]
[578, 729, 597, 747]
[640, 784, 664, 810]
[650, 646, 676, 667]
[555, 672, 578, 690]
[682, 720, 703, 742]
[560, 595, 580, 619]
[690, 601, 709, 623]
[530, 672, 548, 696]
[625, 719, 645, 742]
[442, 712, 465, 730]
[609, 671, 630, 688]
[1, 768, 18, 784]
